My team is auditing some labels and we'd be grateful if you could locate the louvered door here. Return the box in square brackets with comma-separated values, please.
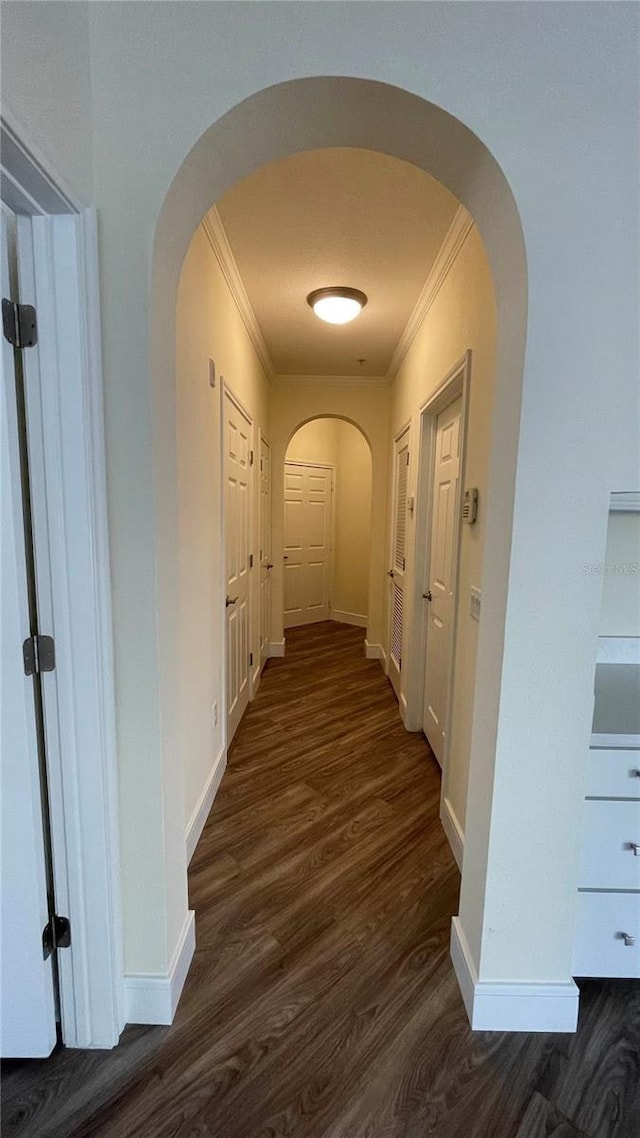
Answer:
[388, 427, 410, 698]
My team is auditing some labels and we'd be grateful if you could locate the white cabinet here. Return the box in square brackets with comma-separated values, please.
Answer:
[572, 660, 640, 979]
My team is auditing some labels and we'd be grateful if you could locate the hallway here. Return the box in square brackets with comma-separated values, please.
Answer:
[2, 623, 639, 1137]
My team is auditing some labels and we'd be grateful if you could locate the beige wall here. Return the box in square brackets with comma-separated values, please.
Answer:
[286, 418, 339, 466]
[334, 424, 372, 621]
[599, 511, 640, 637]
[388, 224, 497, 838]
[177, 222, 269, 831]
[286, 419, 372, 622]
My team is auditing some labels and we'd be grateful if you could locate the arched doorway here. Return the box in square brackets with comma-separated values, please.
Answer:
[283, 417, 373, 638]
[151, 76, 532, 1028]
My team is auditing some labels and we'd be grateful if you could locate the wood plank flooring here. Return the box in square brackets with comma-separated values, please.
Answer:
[2, 621, 639, 1137]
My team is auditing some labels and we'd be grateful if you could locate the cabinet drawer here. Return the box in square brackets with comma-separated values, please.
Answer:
[579, 800, 640, 889]
[573, 892, 640, 978]
[585, 747, 640, 798]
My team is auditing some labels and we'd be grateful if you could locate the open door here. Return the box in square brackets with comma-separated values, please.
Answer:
[1, 211, 57, 1058]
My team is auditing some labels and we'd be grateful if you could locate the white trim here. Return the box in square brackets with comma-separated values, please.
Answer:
[386, 207, 474, 382]
[0, 112, 84, 215]
[202, 210, 274, 380]
[450, 919, 579, 1033]
[18, 211, 124, 1049]
[591, 733, 640, 749]
[440, 796, 464, 870]
[273, 374, 388, 388]
[399, 693, 409, 726]
[125, 910, 196, 1026]
[252, 660, 262, 694]
[331, 610, 367, 627]
[610, 491, 640, 512]
[269, 639, 286, 657]
[596, 637, 640, 664]
[185, 746, 227, 864]
[364, 640, 383, 659]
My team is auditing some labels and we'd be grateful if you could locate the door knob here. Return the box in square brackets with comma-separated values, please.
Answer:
[423, 590, 432, 602]
[225, 595, 238, 607]
[620, 931, 636, 947]
[629, 842, 640, 857]
[387, 570, 395, 578]
[266, 562, 274, 570]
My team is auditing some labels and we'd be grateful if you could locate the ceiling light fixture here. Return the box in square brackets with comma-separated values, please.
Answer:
[306, 287, 368, 325]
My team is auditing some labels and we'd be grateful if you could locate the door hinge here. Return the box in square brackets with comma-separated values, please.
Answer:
[42, 914, 71, 960]
[249, 553, 254, 569]
[2, 298, 38, 349]
[402, 556, 406, 571]
[249, 651, 253, 666]
[249, 450, 254, 466]
[406, 451, 410, 466]
[23, 634, 55, 676]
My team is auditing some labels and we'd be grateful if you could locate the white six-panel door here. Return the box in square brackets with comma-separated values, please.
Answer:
[422, 396, 462, 765]
[224, 389, 252, 743]
[388, 427, 410, 699]
[259, 435, 271, 668]
[283, 462, 333, 628]
[1, 212, 57, 1057]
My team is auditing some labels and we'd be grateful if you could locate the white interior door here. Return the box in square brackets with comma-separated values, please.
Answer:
[283, 462, 333, 628]
[423, 396, 462, 765]
[1, 212, 57, 1057]
[388, 427, 410, 698]
[259, 435, 271, 668]
[224, 389, 252, 743]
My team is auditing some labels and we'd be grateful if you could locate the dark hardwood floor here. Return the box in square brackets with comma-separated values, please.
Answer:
[2, 621, 639, 1137]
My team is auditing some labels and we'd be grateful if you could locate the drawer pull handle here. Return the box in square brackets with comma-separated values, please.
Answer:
[629, 842, 640, 857]
[619, 931, 636, 948]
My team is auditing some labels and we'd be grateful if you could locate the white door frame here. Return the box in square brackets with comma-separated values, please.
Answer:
[387, 421, 412, 697]
[283, 459, 335, 626]
[405, 352, 471, 792]
[1, 117, 124, 1048]
[258, 431, 272, 675]
[221, 379, 255, 724]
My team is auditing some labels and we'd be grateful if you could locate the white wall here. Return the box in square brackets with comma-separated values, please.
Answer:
[388, 224, 496, 838]
[177, 223, 270, 831]
[1, 2, 93, 205]
[599, 512, 640, 637]
[286, 418, 372, 624]
[4, 2, 639, 1022]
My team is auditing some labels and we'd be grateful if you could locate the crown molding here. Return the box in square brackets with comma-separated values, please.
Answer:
[201, 208, 274, 381]
[386, 205, 474, 384]
[272, 374, 389, 389]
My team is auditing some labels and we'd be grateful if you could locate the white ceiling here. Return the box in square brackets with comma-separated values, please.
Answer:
[215, 148, 459, 380]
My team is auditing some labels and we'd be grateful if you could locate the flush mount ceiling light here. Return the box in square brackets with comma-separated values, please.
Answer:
[306, 287, 368, 325]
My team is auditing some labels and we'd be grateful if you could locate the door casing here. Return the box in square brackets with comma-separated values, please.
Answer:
[404, 353, 471, 861]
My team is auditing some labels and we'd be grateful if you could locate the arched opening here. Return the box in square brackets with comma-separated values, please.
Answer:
[152, 76, 531, 1028]
[284, 417, 373, 637]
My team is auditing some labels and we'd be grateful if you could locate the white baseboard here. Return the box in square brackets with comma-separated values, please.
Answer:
[399, 693, 408, 725]
[251, 661, 261, 695]
[450, 918, 579, 1033]
[441, 796, 464, 871]
[185, 745, 226, 864]
[365, 642, 388, 676]
[332, 610, 367, 628]
[268, 639, 285, 657]
[125, 909, 196, 1025]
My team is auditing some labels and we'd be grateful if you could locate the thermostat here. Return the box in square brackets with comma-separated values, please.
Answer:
[463, 488, 478, 524]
